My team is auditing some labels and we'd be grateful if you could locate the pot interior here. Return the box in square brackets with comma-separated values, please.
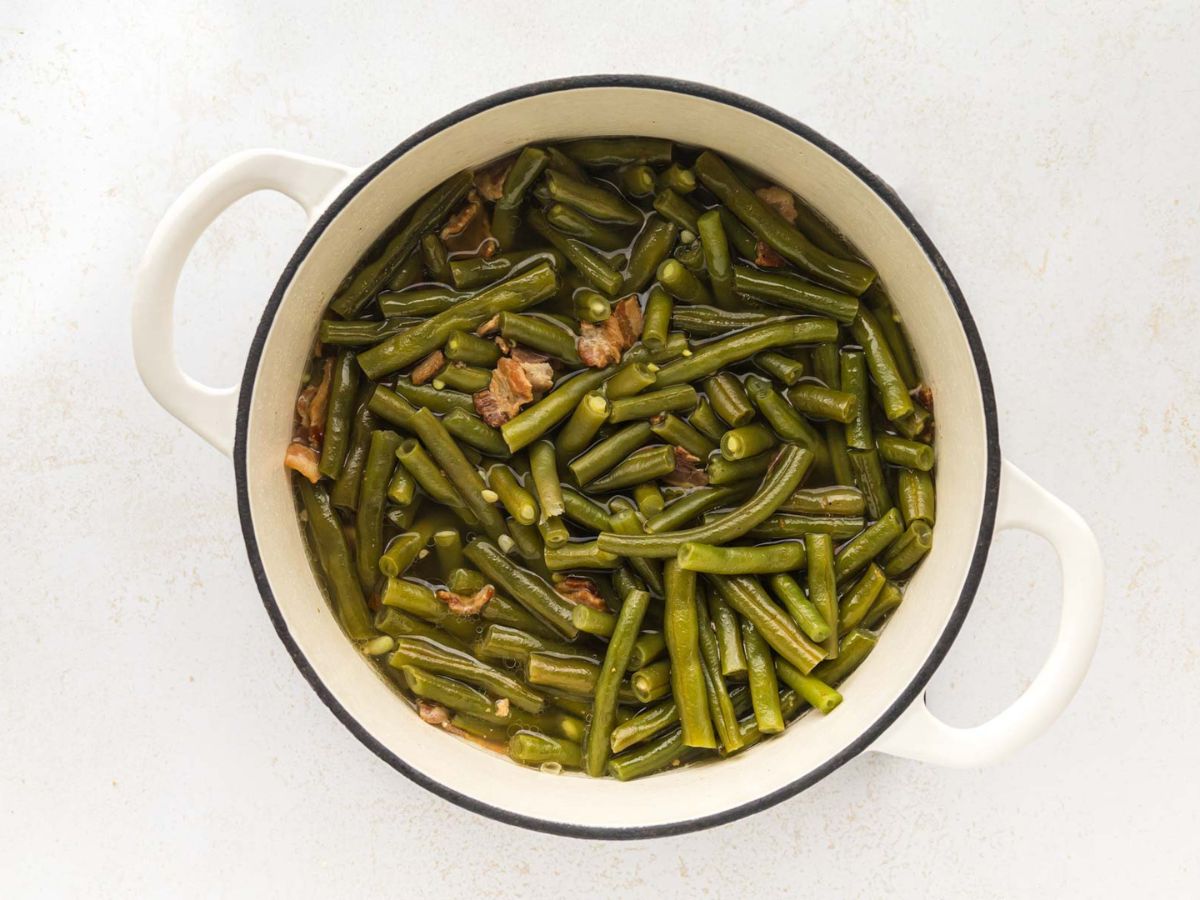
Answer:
[240, 84, 993, 833]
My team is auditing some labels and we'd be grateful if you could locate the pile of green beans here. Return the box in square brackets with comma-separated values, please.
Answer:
[288, 137, 935, 781]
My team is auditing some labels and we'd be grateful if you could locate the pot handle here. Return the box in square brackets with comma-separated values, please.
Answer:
[132, 150, 356, 457]
[872, 460, 1103, 766]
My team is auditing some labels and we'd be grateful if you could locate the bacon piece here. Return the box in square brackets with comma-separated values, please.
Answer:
[756, 186, 798, 224]
[510, 345, 555, 393]
[435, 584, 495, 616]
[285, 442, 321, 483]
[474, 357, 535, 427]
[440, 190, 497, 258]
[554, 575, 607, 610]
[576, 295, 644, 368]
[663, 446, 708, 487]
[410, 350, 445, 386]
[755, 241, 787, 269]
[916, 384, 934, 412]
[417, 700, 451, 726]
[493, 698, 511, 719]
[294, 358, 333, 448]
[474, 156, 514, 202]
[476, 314, 502, 337]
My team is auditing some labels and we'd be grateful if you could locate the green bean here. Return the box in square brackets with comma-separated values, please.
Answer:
[561, 486, 614, 532]
[624, 217, 678, 293]
[384, 502, 418, 531]
[501, 363, 614, 453]
[330, 171, 471, 318]
[318, 349, 359, 479]
[555, 391, 611, 463]
[834, 508, 904, 582]
[399, 666, 496, 719]
[897, 468, 936, 527]
[670, 305, 772, 338]
[599, 445, 811, 558]
[374, 607, 471, 654]
[673, 240, 704, 271]
[881, 520, 933, 577]
[571, 288, 610, 323]
[378, 533, 422, 578]
[587, 445, 677, 492]
[863, 286, 919, 388]
[444, 329, 500, 366]
[604, 361, 658, 400]
[610, 698, 678, 753]
[707, 451, 771, 486]
[741, 619, 784, 733]
[695, 591, 744, 753]
[436, 363, 491, 393]
[614, 163, 656, 198]
[707, 589, 747, 679]
[420, 232, 451, 283]
[650, 412, 718, 458]
[572, 604, 616, 637]
[380, 579, 479, 643]
[863, 580, 904, 628]
[607, 727, 691, 781]
[743, 374, 825, 460]
[774, 660, 843, 714]
[718, 206, 759, 258]
[694, 152, 875, 296]
[851, 308, 914, 421]
[812, 341, 840, 389]
[657, 258, 712, 305]
[656, 319, 839, 388]
[528, 440, 565, 523]
[708, 574, 826, 674]
[878, 435, 935, 471]
[825, 422, 854, 487]
[542, 145, 588, 181]
[544, 541, 620, 571]
[298, 481, 375, 640]
[442, 408, 508, 457]
[640, 284, 673, 350]
[537, 515, 570, 549]
[781, 486, 865, 516]
[319, 318, 414, 346]
[840, 350, 873, 450]
[475, 624, 598, 667]
[688, 395, 727, 442]
[848, 448, 893, 520]
[839, 563, 886, 635]
[569, 421, 653, 484]
[731, 266, 859, 323]
[378, 286, 466, 318]
[630, 659, 672, 704]
[652, 189, 701, 233]
[509, 731, 583, 770]
[355, 429, 403, 588]
[409, 408, 510, 542]
[645, 483, 753, 534]
[390, 635, 544, 713]
[811, 628, 877, 686]
[767, 573, 831, 643]
[527, 653, 617, 698]
[386, 456, 416, 505]
[787, 383, 857, 423]
[740, 512, 865, 540]
[625, 487, 662, 523]
[543, 169, 642, 226]
[480, 592, 558, 640]
[546, 203, 630, 251]
[607, 501, 666, 596]
[431, 530, 464, 577]
[679, 541, 805, 575]
[396, 438, 466, 510]
[662, 561, 717, 748]
[486, 464, 538, 525]
[389, 376, 473, 416]
[359, 262, 559, 379]
[584, 587, 651, 775]
[497, 311, 582, 364]
[609, 385, 698, 423]
[704, 372, 755, 427]
[385, 249, 424, 292]
[720, 423, 776, 460]
[753, 351, 806, 385]
[488, 147, 549, 248]
[464, 539, 577, 638]
[560, 137, 672, 168]
[806, 533, 839, 661]
[629, 631, 667, 670]
[895, 399, 933, 441]
[450, 713, 510, 744]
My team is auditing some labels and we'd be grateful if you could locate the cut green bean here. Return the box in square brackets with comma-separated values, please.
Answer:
[707, 451, 771, 486]
[881, 520, 933, 577]
[604, 362, 658, 400]
[561, 486, 614, 532]
[464, 539, 577, 639]
[848, 448, 893, 520]
[560, 137, 673, 168]
[688, 395, 728, 442]
[663, 561, 717, 748]
[652, 188, 701, 233]
[811, 629, 877, 686]
[806, 533, 839, 662]
[708, 574, 826, 674]
[740, 512, 865, 540]
[588, 445, 677, 492]
[781, 486, 865, 516]
[878, 435, 935, 471]
[657, 258, 712, 305]
[609, 385, 698, 423]
[610, 699, 679, 753]
[731, 265, 859, 323]
[614, 163, 656, 198]
[679, 541, 805, 575]
[572, 288, 611, 323]
[704, 372, 755, 427]
[671, 305, 773, 337]
[839, 563, 886, 635]
[864, 580, 905, 628]
[442, 408, 509, 457]
[696, 209, 734, 308]
[645, 483, 753, 534]
[707, 589, 747, 679]
[556, 391, 611, 462]
[630, 659, 672, 704]
[834, 508, 905, 582]
[754, 351, 806, 385]
[695, 591, 744, 753]
[319, 318, 414, 346]
[497, 312, 582, 364]
[650, 412, 718, 458]
[486, 464, 538, 525]
[774, 659, 843, 714]
[852, 308, 914, 421]
[741, 619, 784, 733]
[585, 588, 651, 775]
[787, 383, 858, 423]
[509, 731, 583, 769]
[390, 636, 544, 713]
[767, 572, 830, 643]
[544, 169, 642, 226]
[444, 329, 501, 366]
[633, 483, 665, 519]
[378, 286, 466, 318]
[396, 438, 466, 510]
[720, 423, 776, 461]
[298, 481, 375, 640]
[628, 631, 667, 670]
[841, 349, 873, 450]
[355, 429, 403, 589]
[569, 421, 653, 485]
[897, 469, 936, 527]
[572, 603, 616, 637]
[436, 362, 491, 394]
[624, 217, 678, 293]
[318, 349, 360, 480]
[656, 320, 839, 388]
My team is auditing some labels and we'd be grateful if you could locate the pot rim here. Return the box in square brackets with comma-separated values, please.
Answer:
[233, 74, 1001, 840]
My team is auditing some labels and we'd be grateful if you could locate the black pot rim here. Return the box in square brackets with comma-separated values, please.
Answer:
[234, 74, 1001, 841]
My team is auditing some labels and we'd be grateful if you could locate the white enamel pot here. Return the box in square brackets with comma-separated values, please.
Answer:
[132, 76, 1104, 838]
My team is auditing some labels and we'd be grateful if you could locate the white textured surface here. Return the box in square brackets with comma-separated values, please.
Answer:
[2, 2, 1196, 896]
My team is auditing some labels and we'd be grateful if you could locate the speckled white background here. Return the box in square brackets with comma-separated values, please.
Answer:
[3, 1, 1197, 896]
